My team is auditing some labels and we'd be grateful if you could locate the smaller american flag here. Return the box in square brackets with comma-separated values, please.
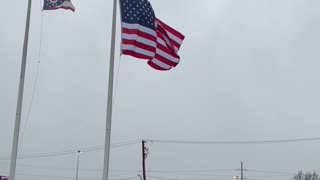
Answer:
[43, 0, 75, 12]
[0, 176, 8, 180]
[120, 0, 185, 71]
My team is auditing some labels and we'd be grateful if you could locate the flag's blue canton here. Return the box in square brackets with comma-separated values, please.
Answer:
[120, 0, 155, 29]
[43, 0, 67, 10]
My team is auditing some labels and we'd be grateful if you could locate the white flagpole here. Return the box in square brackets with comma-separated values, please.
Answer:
[9, 0, 32, 179]
[102, 0, 118, 179]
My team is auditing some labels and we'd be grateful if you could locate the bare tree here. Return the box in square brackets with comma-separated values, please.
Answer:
[293, 171, 319, 180]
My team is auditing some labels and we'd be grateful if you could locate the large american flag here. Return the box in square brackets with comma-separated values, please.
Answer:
[43, 0, 75, 11]
[120, 0, 185, 71]
[0, 176, 8, 180]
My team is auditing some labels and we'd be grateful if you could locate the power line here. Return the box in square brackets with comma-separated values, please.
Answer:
[0, 163, 99, 172]
[1, 164, 275, 176]
[247, 175, 293, 178]
[0, 171, 98, 179]
[147, 169, 236, 173]
[0, 171, 138, 180]
[0, 162, 238, 174]
[247, 169, 295, 175]
[0, 140, 140, 160]
[148, 175, 232, 180]
[145, 169, 297, 179]
[149, 137, 320, 145]
[0, 163, 299, 178]
[0, 163, 140, 174]
[148, 171, 237, 178]
[2, 136, 320, 161]
[1, 162, 294, 175]
[148, 171, 293, 178]
[148, 174, 289, 180]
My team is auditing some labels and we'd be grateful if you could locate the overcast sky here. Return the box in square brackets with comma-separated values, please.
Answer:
[1, 0, 320, 180]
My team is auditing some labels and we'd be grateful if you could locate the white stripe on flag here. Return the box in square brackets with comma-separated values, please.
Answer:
[150, 59, 172, 70]
[122, 22, 156, 37]
[156, 48, 179, 64]
[57, 1, 75, 10]
[122, 34, 157, 48]
[157, 37, 175, 53]
[122, 44, 155, 58]
[166, 31, 184, 47]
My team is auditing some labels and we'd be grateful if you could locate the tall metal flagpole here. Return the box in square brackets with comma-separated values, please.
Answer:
[102, 0, 118, 179]
[9, 0, 32, 179]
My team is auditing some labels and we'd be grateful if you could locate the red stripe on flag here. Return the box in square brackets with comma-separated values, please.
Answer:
[122, 50, 152, 60]
[157, 26, 180, 53]
[157, 37, 179, 58]
[156, 18, 185, 44]
[156, 19, 184, 40]
[157, 30, 181, 52]
[122, 39, 156, 53]
[154, 54, 179, 67]
[156, 43, 179, 59]
[148, 61, 171, 71]
[122, 28, 157, 42]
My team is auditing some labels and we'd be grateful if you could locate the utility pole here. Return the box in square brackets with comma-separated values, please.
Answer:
[235, 161, 247, 180]
[241, 161, 243, 180]
[76, 150, 81, 180]
[142, 140, 147, 180]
